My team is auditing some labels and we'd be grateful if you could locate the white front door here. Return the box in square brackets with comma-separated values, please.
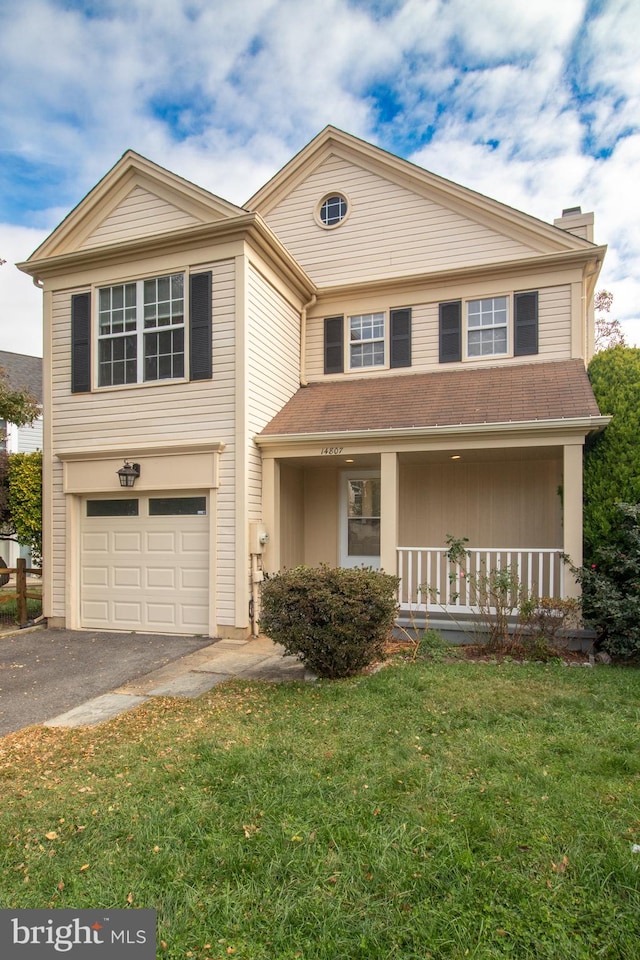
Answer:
[339, 472, 381, 568]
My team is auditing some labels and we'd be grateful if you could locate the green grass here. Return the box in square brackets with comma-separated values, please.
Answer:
[1, 660, 639, 959]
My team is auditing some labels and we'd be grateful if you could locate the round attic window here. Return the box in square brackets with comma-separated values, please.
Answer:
[317, 193, 349, 228]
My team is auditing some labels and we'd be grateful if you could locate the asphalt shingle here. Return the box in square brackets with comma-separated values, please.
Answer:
[260, 360, 601, 436]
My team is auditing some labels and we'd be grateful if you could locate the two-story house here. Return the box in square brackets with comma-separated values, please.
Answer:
[18, 127, 608, 638]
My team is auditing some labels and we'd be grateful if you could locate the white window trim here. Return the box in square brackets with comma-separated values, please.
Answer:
[95, 270, 189, 389]
[464, 294, 510, 361]
[347, 311, 388, 372]
[315, 191, 351, 230]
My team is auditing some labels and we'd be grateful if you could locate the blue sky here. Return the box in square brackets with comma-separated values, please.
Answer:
[1, 0, 639, 354]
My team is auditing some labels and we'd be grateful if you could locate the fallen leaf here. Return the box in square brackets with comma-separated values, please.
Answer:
[79, 864, 90, 872]
[126, 892, 134, 904]
[45, 832, 58, 841]
[57, 881, 65, 891]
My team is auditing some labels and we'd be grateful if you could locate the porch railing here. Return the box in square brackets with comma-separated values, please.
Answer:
[397, 546, 565, 614]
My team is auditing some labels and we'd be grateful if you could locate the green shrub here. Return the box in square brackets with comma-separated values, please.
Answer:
[567, 501, 640, 660]
[260, 565, 399, 679]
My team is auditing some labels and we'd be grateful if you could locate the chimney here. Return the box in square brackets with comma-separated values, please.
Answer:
[553, 206, 594, 242]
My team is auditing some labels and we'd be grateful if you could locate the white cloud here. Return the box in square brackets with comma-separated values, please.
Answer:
[0, 0, 639, 349]
[0, 226, 47, 357]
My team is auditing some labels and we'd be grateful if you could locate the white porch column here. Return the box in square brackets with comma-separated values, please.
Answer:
[563, 442, 584, 599]
[380, 452, 399, 576]
[262, 456, 280, 574]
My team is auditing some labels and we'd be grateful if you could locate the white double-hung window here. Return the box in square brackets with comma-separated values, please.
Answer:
[98, 273, 185, 386]
[467, 296, 508, 357]
[349, 312, 385, 368]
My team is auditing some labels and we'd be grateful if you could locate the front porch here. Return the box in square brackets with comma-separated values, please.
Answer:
[259, 437, 585, 619]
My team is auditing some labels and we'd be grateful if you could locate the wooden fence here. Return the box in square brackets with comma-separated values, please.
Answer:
[0, 557, 43, 627]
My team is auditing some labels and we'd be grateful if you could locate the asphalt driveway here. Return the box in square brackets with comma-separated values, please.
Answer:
[0, 627, 213, 736]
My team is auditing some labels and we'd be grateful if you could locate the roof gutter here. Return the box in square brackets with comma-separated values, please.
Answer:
[256, 415, 611, 448]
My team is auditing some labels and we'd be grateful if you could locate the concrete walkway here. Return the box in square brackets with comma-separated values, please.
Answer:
[43, 635, 307, 729]
[0, 629, 307, 735]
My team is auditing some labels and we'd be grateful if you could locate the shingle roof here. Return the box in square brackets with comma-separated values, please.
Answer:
[259, 360, 601, 437]
[0, 351, 43, 404]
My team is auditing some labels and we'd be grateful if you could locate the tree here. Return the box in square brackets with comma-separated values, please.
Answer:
[0, 367, 41, 558]
[5, 452, 42, 565]
[594, 289, 627, 351]
[583, 346, 640, 562]
[0, 366, 40, 433]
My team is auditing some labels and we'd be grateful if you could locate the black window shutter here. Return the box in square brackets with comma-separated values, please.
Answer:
[390, 308, 412, 368]
[514, 291, 538, 356]
[439, 301, 462, 363]
[324, 316, 344, 374]
[190, 271, 213, 381]
[71, 292, 91, 393]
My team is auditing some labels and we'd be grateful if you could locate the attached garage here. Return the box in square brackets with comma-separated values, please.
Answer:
[80, 494, 209, 634]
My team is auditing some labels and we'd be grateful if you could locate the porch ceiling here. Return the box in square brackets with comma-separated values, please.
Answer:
[259, 359, 601, 438]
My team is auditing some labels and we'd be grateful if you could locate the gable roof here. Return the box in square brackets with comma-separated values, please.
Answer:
[28, 150, 248, 261]
[0, 350, 43, 405]
[247, 126, 597, 257]
[258, 360, 602, 439]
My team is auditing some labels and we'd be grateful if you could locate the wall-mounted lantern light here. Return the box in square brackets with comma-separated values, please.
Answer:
[117, 461, 141, 488]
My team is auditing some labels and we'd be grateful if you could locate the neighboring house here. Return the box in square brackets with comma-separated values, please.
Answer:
[18, 127, 608, 638]
[0, 350, 43, 567]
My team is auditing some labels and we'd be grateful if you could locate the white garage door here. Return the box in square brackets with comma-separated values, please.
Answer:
[80, 494, 209, 634]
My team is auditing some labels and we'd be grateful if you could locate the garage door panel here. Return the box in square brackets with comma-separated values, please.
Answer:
[81, 494, 210, 635]
[147, 531, 176, 552]
[181, 531, 209, 553]
[182, 604, 209, 626]
[82, 532, 110, 553]
[81, 600, 109, 623]
[113, 566, 142, 588]
[181, 567, 209, 590]
[147, 567, 176, 588]
[113, 601, 143, 623]
[82, 566, 109, 587]
[113, 531, 143, 553]
[146, 603, 177, 625]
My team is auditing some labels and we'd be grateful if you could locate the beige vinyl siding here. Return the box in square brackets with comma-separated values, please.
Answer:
[246, 262, 301, 525]
[305, 284, 573, 379]
[263, 155, 537, 287]
[538, 284, 571, 358]
[280, 464, 305, 569]
[80, 187, 201, 250]
[399, 458, 562, 549]
[49, 259, 238, 626]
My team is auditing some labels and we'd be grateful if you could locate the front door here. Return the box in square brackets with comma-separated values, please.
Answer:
[340, 472, 380, 568]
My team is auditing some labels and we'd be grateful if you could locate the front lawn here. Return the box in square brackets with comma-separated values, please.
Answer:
[0, 660, 638, 959]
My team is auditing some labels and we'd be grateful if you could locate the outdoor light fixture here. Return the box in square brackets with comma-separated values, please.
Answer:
[117, 461, 141, 488]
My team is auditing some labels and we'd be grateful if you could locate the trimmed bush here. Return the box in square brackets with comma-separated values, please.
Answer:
[260, 565, 400, 679]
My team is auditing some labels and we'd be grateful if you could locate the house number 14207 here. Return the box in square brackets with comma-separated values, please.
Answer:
[320, 447, 344, 455]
